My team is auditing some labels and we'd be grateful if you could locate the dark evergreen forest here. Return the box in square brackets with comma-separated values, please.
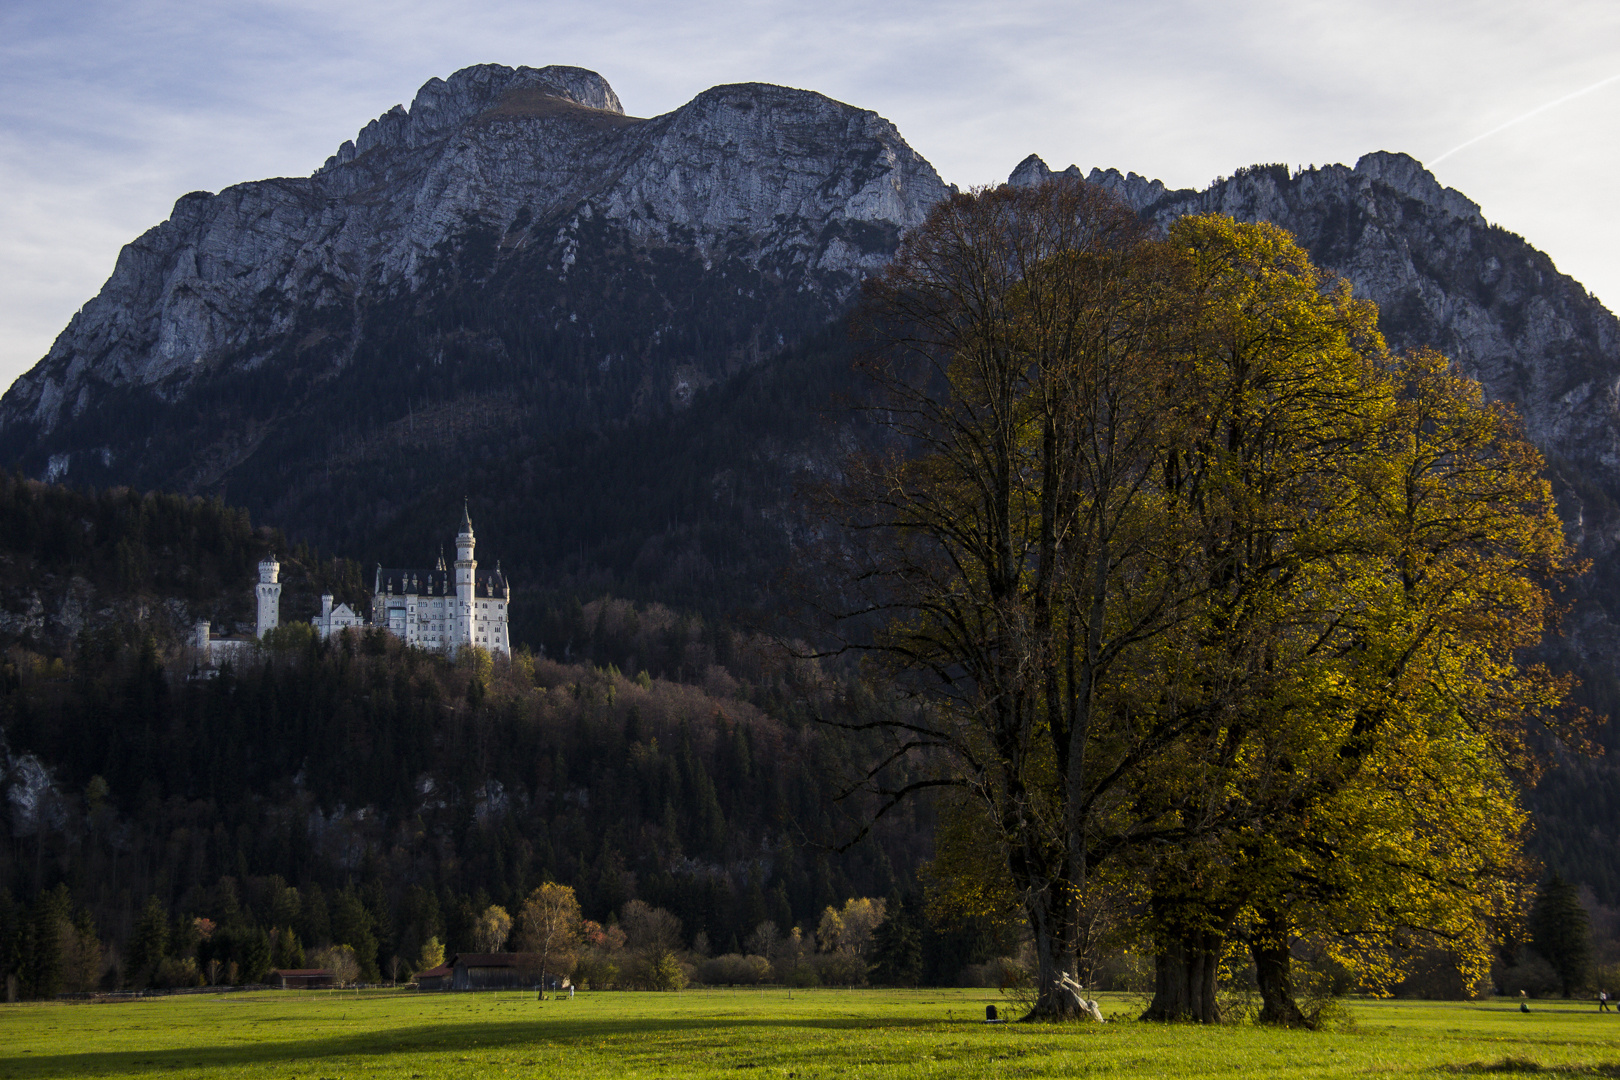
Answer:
[0, 479, 1019, 997]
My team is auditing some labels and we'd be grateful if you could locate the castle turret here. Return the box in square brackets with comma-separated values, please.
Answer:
[256, 554, 281, 639]
[455, 501, 476, 653]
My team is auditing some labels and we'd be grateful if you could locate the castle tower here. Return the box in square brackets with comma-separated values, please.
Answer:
[455, 501, 476, 653]
[255, 554, 281, 639]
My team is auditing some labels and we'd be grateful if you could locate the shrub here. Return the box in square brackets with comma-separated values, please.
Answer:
[311, 945, 361, 987]
[622, 948, 688, 991]
[808, 951, 867, 987]
[154, 956, 202, 989]
[696, 954, 772, 986]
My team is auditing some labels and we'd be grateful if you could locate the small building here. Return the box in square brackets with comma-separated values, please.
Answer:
[311, 592, 364, 640]
[449, 952, 564, 991]
[274, 968, 336, 989]
[415, 963, 453, 990]
[192, 619, 258, 675]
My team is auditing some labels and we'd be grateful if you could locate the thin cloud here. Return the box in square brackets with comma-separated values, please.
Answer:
[1432, 72, 1620, 164]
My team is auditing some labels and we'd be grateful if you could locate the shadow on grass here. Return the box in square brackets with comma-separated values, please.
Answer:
[4, 1014, 946, 1078]
[1444, 1059, 1620, 1076]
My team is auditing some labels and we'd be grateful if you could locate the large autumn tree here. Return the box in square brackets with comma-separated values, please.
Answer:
[831, 179, 1198, 1019]
[1124, 222, 1576, 1024]
[832, 182, 1580, 1022]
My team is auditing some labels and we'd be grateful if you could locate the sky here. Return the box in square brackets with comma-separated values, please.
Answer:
[1, 0, 1617, 393]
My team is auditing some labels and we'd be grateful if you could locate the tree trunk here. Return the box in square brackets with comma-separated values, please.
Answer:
[1251, 913, 1309, 1027]
[1253, 938, 1308, 1027]
[1020, 891, 1084, 1020]
[1140, 932, 1222, 1022]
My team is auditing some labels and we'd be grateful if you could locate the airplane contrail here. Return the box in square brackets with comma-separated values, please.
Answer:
[1432, 72, 1620, 165]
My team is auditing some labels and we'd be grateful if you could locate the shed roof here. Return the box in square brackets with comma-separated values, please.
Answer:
[449, 952, 543, 968]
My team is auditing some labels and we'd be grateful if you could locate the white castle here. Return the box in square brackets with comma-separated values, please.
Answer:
[243, 503, 511, 658]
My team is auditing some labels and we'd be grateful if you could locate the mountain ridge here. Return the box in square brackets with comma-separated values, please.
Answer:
[1013, 151, 1620, 552]
[0, 64, 948, 444]
[5, 67, 1620, 673]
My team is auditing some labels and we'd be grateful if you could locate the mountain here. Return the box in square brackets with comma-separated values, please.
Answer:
[6, 63, 945, 430]
[6, 64, 1620, 694]
[0, 65, 947, 629]
[7, 63, 1620, 977]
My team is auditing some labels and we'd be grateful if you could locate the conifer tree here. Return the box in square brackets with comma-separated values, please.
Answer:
[128, 896, 169, 990]
[869, 894, 924, 986]
[23, 885, 72, 999]
[1530, 876, 1592, 998]
[272, 928, 305, 971]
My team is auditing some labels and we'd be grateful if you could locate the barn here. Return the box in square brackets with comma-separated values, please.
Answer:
[449, 953, 561, 990]
[415, 963, 453, 990]
[274, 968, 336, 989]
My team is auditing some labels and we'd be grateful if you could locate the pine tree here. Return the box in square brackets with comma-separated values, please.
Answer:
[238, 928, 273, 985]
[272, 928, 305, 970]
[1530, 876, 1592, 998]
[128, 896, 169, 989]
[331, 888, 380, 981]
[869, 894, 923, 987]
[24, 885, 72, 999]
[0, 890, 21, 1000]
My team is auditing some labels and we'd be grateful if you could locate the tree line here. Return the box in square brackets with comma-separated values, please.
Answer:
[0, 602, 1011, 997]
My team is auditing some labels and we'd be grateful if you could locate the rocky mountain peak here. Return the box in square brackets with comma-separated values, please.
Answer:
[1351, 151, 1483, 225]
[1006, 154, 1187, 213]
[0, 65, 948, 455]
[318, 64, 627, 172]
[1010, 151, 1485, 229]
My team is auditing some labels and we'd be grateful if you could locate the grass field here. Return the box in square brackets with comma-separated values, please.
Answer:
[4, 988, 1620, 1079]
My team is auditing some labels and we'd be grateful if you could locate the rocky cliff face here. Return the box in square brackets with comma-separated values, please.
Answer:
[0, 64, 947, 444]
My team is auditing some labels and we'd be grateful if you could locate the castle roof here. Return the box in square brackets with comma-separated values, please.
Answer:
[376, 567, 508, 597]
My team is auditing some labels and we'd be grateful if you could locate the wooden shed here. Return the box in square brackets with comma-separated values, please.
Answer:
[415, 963, 453, 990]
[449, 953, 553, 990]
[274, 968, 336, 989]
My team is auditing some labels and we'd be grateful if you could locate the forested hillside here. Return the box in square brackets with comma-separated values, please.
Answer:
[0, 623, 951, 993]
[0, 473, 367, 650]
[0, 481, 1019, 998]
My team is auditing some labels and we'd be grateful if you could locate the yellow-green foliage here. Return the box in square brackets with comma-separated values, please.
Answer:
[854, 193, 1580, 1013]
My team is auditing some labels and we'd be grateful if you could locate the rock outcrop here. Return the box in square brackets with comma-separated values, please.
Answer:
[0, 64, 947, 441]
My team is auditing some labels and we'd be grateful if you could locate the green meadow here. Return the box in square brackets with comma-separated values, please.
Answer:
[4, 989, 1620, 1079]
